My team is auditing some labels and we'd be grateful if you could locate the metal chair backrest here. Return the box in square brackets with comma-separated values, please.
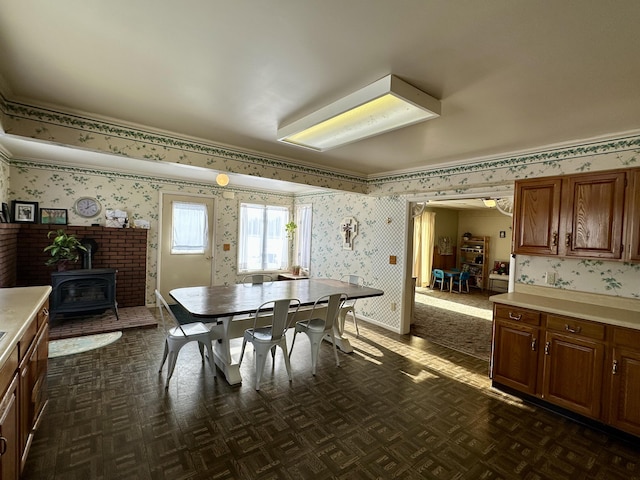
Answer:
[242, 274, 273, 285]
[155, 289, 187, 337]
[251, 298, 301, 341]
[307, 293, 347, 332]
[340, 275, 363, 306]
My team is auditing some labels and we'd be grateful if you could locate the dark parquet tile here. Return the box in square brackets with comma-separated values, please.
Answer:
[23, 317, 640, 479]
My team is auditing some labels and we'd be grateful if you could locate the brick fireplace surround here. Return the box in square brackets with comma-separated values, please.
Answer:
[0, 224, 147, 307]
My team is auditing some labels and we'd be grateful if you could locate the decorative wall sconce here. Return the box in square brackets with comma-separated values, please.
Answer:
[341, 217, 358, 250]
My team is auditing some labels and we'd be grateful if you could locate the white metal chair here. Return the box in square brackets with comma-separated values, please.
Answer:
[155, 290, 221, 388]
[242, 274, 273, 285]
[238, 298, 301, 390]
[339, 274, 364, 336]
[289, 293, 347, 375]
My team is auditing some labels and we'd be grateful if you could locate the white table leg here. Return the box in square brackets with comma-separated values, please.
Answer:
[211, 316, 243, 385]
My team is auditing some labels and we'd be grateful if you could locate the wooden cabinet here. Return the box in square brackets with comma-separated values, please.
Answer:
[459, 236, 489, 290]
[513, 177, 562, 255]
[562, 171, 625, 259]
[542, 315, 606, 419]
[19, 319, 48, 470]
[626, 169, 640, 262]
[609, 327, 640, 436]
[0, 289, 49, 478]
[491, 305, 541, 394]
[492, 302, 640, 437]
[0, 349, 19, 480]
[513, 169, 628, 260]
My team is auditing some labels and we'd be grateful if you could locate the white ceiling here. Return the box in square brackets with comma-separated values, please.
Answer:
[1, 1, 640, 194]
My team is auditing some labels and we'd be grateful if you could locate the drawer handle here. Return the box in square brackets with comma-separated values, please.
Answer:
[0, 436, 6, 456]
[552, 231, 558, 246]
[565, 233, 572, 247]
[612, 360, 618, 375]
[544, 341, 551, 355]
[564, 324, 582, 334]
[531, 339, 537, 351]
[508, 312, 522, 321]
[42, 307, 49, 316]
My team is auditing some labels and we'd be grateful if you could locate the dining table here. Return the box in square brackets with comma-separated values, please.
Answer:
[443, 269, 461, 293]
[170, 278, 384, 385]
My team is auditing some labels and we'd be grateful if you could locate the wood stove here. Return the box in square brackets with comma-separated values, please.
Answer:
[50, 268, 118, 322]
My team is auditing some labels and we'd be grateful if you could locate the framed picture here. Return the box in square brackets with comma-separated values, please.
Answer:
[1, 202, 9, 223]
[11, 200, 39, 223]
[0, 211, 6, 223]
[40, 208, 68, 225]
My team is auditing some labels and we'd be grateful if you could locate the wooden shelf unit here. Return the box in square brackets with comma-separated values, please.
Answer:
[458, 236, 489, 290]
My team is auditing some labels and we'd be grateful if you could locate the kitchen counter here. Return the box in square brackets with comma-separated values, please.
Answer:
[0, 285, 52, 367]
[490, 290, 640, 330]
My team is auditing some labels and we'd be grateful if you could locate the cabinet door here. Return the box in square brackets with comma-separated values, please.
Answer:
[609, 346, 640, 437]
[492, 320, 540, 394]
[626, 169, 640, 262]
[0, 375, 19, 480]
[561, 171, 625, 259]
[513, 177, 561, 255]
[542, 332, 605, 419]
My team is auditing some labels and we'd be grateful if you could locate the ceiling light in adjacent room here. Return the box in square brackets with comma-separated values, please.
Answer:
[277, 74, 441, 151]
[483, 198, 497, 208]
[216, 173, 230, 186]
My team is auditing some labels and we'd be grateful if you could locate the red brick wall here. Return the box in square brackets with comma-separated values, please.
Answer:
[16, 225, 148, 307]
[0, 224, 21, 287]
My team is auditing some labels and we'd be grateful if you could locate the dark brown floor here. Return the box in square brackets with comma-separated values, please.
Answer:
[25, 312, 640, 479]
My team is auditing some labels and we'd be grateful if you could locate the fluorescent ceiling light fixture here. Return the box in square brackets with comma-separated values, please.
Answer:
[483, 198, 497, 208]
[277, 74, 441, 151]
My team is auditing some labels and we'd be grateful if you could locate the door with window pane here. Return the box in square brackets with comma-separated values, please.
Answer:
[159, 193, 215, 299]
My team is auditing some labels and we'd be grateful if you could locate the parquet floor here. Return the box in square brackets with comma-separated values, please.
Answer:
[24, 316, 639, 479]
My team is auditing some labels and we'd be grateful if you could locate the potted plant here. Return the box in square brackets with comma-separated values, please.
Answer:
[44, 229, 87, 271]
[285, 221, 297, 239]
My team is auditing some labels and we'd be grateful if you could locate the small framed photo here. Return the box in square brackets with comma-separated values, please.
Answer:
[40, 208, 68, 225]
[11, 200, 39, 223]
[0, 211, 6, 223]
[499, 230, 506, 238]
[1, 203, 9, 223]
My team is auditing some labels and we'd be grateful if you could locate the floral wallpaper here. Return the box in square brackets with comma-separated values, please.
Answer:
[3, 97, 640, 335]
[0, 152, 9, 205]
[9, 161, 295, 309]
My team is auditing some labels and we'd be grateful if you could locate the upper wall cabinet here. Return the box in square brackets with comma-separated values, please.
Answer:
[562, 171, 625, 259]
[514, 169, 631, 261]
[513, 177, 562, 255]
[626, 169, 640, 262]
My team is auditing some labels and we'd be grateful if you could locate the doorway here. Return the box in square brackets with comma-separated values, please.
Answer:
[158, 193, 216, 300]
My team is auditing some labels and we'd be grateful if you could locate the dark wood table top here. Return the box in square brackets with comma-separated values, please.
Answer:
[170, 278, 384, 318]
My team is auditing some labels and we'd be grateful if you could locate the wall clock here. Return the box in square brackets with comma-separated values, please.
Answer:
[74, 197, 101, 218]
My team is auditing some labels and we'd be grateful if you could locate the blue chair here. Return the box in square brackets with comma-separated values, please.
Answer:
[452, 271, 471, 293]
[432, 269, 448, 290]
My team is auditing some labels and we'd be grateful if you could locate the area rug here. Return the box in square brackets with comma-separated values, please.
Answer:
[411, 287, 493, 362]
[48, 331, 122, 358]
[49, 306, 158, 340]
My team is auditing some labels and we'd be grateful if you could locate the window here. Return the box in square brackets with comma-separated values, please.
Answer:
[238, 203, 289, 272]
[171, 201, 209, 254]
[294, 203, 312, 271]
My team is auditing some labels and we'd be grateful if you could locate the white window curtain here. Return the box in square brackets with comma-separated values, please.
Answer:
[413, 210, 436, 288]
[238, 203, 289, 272]
[294, 204, 312, 270]
[171, 201, 209, 254]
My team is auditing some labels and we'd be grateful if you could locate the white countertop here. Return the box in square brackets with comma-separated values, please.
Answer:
[0, 286, 52, 367]
[490, 291, 640, 331]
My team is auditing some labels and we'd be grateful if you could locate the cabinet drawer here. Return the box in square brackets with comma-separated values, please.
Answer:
[494, 304, 541, 326]
[546, 314, 605, 340]
[18, 318, 38, 360]
[612, 326, 640, 348]
[0, 347, 18, 397]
